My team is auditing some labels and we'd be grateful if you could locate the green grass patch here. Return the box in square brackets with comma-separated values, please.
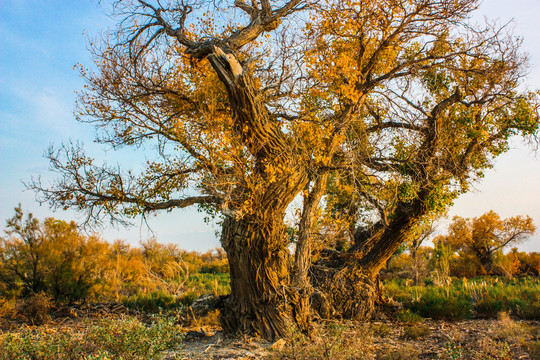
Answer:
[185, 273, 230, 295]
[385, 277, 540, 321]
[122, 291, 182, 312]
[396, 309, 424, 323]
[121, 273, 230, 310]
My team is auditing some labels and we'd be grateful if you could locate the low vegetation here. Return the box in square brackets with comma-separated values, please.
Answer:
[0, 206, 229, 311]
[268, 315, 539, 360]
[1, 207, 539, 358]
[0, 315, 183, 360]
[386, 277, 540, 320]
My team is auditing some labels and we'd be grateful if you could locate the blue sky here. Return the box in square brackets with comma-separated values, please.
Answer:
[1, 0, 539, 252]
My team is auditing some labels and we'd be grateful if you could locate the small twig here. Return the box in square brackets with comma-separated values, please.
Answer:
[203, 344, 216, 353]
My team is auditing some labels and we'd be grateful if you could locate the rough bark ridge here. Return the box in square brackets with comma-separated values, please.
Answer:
[291, 173, 330, 331]
[219, 215, 291, 340]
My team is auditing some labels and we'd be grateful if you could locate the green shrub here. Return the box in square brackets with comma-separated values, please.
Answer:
[0, 329, 84, 360]
[407, 288, 472, 320]
[474, 297, 506, 318]
[518, 301, 540, 320]
[0, 315, 182, 360]
[178, 291, 199, 306]
[396, 309, 424, 323]
[87, 315, 182, 359]
[186, 273, 230, 295]
[122, 291, 182, 312]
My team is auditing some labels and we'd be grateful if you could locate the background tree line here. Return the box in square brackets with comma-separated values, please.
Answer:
[386, 211, 537, 283]
[1, 206, 536, 308]
[0, 206, 229, 306]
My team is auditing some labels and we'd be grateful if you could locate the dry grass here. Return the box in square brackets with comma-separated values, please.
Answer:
[401, 324, 431, 340]
[2, 304, 539, 359]
[491, 312, 540, 359]
[186, 309, 221, 329]
[269, 321, 375, 360]
[377, 345, 419, 360]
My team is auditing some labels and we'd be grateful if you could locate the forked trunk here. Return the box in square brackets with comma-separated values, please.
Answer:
[312, 197, 430, 319]
[219, 215, 291, 340]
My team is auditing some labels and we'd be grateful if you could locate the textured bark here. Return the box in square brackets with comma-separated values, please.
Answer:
[294, 174, 329, 286]
[311, 192, 431, 319]
[207, 46, 311, 340]
[219, 215, 291, 340]
[218, 169, 306, 340]
[357, 205, 425, 274]
[311, 253, 382, 320]
[353, 188, 432, 272]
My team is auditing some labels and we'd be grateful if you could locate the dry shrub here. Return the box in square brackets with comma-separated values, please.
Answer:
[444, 339, 510, 360]
[18, 292, 53, 325]
[0, 298, 16, 320]
[188, 309, 221, 328]
[450, 252, 482, 278]
[469, 337, 512, 359]
[493, 252, 521, 279]
[491, 312, 540, 359]
[371, 323, 391, 337]
[492, 312, 525, 342]
[524, 340, 540, 360]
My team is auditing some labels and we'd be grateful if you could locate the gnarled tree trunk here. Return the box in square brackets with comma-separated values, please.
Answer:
[206, 47, 312, 339]
[219, 215, 292, 340]
[290, 173, 330, 332]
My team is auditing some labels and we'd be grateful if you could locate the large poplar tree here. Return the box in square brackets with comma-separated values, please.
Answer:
[31, 0, 539, 339]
